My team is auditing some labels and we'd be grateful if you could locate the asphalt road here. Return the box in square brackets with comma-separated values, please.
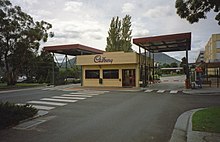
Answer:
[0, 87, 220, 142]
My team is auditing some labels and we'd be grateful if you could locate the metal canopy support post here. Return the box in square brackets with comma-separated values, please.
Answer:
[139, 46, 141, 87]
[80, 51, 83, 86]
[149, 52, 151, 84]
[217, 68, 219, 88]
[186, 48, 190, 88]
[52, 53, 55, 86]
[65, 54, 68, 84]
[144, 49, 147, 87]
[152, 53, 155, 83]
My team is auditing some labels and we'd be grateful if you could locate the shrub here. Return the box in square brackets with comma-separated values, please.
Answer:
[0, 102, 38, 129]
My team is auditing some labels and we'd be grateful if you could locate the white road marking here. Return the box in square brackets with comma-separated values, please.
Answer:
[170, 90, 178, 94]
[42, 88, 52, 90]
[62, 94, 92, 97]
[32, 105, 55, 110]
[145, 89, 153, 93]
[70, 92, 99, 95]
[52, 96, 86, 100]
[27, 101, 67, 106]
[85, 94, 99, 96]
[70, 92, 88, 95]
[82, 91, 109, 93]
[157, 90, 165, 93]
[41, 98, 78, 103]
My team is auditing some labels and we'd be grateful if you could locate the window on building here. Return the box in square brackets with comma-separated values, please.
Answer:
[216, 41, 220, 48]
[103, 70, 119, 79]
[85, 70, 100, 79]
[216, 53, 220, 60]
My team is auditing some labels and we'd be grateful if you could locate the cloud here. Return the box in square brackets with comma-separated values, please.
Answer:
[132, 21, 150, 37]
[122, 2, 135, 14]
[43, 18, 105, 48]
[64, 1, 83, 12]
[144, 6, 174, 18]
[10, 0, 220, 63]
[21, 0, 38, 6]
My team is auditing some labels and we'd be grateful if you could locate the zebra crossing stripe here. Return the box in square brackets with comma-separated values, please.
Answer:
[85, 94, 99, 96]
[62, 94, 92, 97]
[170, 90, 178, 94]
[70, 92, 100, 95]
[70, 92, 88, 95]
[157, 90, 165, 93]
[81, 91, 109, 93]
[27, 101, 67, 106]
[145, 90, 153, 93]
[41, 98, 78, 103]
[52, 96, 86, 100]
[31, 105, 55, 110]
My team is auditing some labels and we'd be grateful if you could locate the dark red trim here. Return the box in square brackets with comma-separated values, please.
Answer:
[133, 32, 191, 52]
[43, 44, 104, 55]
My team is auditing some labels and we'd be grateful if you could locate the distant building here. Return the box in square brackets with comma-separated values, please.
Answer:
[203, 34, 220, 75]
[204, 34, 220, 63]
[196, 51, 204, 63]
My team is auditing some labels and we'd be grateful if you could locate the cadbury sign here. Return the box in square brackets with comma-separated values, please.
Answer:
[94, 55, 113, 63]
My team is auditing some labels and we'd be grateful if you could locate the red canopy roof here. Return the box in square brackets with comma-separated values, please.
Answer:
[133, 32, 191, 53]
[43, 44, 104, 56]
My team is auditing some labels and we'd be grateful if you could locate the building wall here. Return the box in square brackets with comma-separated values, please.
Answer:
[204, 34, 220, 75]
[77, 51, 138, 65]
[82, 64, 139, 87]
[196, 51, 204, 63]
[77, 51, 152, 87]
[204, 34, 220, 62]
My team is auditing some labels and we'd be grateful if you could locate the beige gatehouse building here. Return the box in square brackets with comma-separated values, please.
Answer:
[76, 51, 152, 87]
[44, 33, 191, 88]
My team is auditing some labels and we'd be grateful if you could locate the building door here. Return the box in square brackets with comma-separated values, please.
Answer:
[122, 69, 136, 87]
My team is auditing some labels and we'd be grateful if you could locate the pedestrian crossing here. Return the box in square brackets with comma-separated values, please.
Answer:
[52, 96, 86, 100]
[144, 89, 182, 94]
[18, 90, 108, 112]
[27, 101, 67, 106]
[157, 90, 165, 93]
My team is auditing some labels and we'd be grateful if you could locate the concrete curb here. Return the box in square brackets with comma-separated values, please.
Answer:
[169, 110, 193, 142]
[183, 88, 220, 95]
[19, 110, 48, 124]
[170, 108, 220, 142]
[187, 109, 220, 142]
[63, 87, 145, 92]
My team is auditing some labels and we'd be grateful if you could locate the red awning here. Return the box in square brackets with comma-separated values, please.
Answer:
[43, 44, 104, 56]
[133, 32, 191, 53]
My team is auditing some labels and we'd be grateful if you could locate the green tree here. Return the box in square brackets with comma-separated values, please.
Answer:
[180, 57, 188, 75]
[0, 0, 53, 85]
[35, 51, 55, 84]
[121, 15, 133, 52]
[106, 16, 121, 51]
[170, 62, 178, 67]
[162, 63, 171, 68]
[106, 15, 133, 52]
[175, 0, 220, 25]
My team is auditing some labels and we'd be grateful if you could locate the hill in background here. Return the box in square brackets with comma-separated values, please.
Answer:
[153, 52, 181, 65]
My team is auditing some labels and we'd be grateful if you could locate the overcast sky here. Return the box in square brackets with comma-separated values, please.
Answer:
[11, 0, 220, 62]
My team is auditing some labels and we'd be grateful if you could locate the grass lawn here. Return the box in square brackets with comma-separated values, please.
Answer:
[192, 107, 220, 133]
[0, 83, 45, 90]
